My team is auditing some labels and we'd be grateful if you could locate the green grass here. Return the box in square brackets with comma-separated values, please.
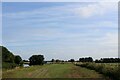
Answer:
[3, 63, 106, 78]
[77, 62, 120, 80]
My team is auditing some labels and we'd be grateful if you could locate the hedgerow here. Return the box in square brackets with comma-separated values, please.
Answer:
[76, 63, 120, 80]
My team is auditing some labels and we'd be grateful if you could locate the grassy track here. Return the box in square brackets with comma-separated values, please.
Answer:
[3, 63, 105, 78]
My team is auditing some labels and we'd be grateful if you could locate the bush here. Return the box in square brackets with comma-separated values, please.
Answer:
[111, 66, 120, 80]
[2, 62, 18, 69]
[95, 65, 104, 73]
[77, 63, 120, 80]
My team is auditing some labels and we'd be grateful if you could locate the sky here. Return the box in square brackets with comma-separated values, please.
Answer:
[2, 2, 118, 60]
[1, 0, 119, 2]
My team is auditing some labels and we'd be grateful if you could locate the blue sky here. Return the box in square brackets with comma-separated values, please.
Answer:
[2, 2, 118, 60]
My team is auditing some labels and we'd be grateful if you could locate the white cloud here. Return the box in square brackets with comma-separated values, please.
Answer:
[97, 32, 118, 47]
[3, 2, 118, 60]
[3, 2, 117, 19]
[74, 2, 117, 18]
[75, 4, 97, 18]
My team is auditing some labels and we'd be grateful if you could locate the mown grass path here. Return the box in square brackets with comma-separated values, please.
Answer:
[3, 63, 105, 78]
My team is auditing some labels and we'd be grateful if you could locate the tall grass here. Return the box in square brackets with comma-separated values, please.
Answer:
[76, 63, 120, 80]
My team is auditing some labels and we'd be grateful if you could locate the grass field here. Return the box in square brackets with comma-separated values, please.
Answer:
[2, 63, 106, 78]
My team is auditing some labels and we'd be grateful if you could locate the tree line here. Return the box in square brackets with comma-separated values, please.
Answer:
[79, 57, 93, 62]
[95, 58, 120, 63]
[1, 46, 120, 69]
[79, 57, 120, 63]
[1, 46, 23, 69]
[49, 57, 120, 63]
[1, 46, 45, 67]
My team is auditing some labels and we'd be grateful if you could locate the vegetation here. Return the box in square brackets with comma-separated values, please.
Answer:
[2, 62, 18, 69]
[76, 62, 120, 80]
[2, 64, 105, 78]
[29, 55, 44, 66]
[51, 59, 55, 62]
[1, 46, 120, 79]
[68, 59, 75, 62]
[0, 46, 23, 69]
[14, 55, 22, 64]
[23, 60, 29, 64]
[50, 59, 65, 63]
[79, 57, 93, 62]
[95, 58, 120, 63]
[1, 46, 15, 63]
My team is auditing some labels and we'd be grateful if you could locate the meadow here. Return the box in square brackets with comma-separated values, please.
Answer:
[2, 63, 106, 79]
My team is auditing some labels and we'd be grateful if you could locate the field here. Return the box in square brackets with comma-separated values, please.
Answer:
[2, 63, 106, 78]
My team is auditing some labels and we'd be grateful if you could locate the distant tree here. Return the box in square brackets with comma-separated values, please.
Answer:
[51, 59, 55, 62]
[56, 59, 60, 62]
[95, 59, 100, 63]
[61, 60, 64, 62]
[79, 57, 93, 62]
[68, 59, 75, 62]
[87, 57, 93, 62]
[14, 55, 22, 64]
[95, 58, 120, 63]
[29, 55, 44, 66]
[79, 58, 85, 62]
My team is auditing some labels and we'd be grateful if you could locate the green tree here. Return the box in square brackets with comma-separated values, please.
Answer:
[29, 55, 44, 66]
[1, 46, 15, 63]
[68, 59, 75, 62]
[14, 55, 22, 64]
[1, 46, 23, 69]
[51, 59, 55, 62]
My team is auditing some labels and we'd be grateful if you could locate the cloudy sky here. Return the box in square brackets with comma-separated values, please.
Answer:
[2, 2, 118, 60]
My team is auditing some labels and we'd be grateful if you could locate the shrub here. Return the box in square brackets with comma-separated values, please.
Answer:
[76, 63, 120, 80]
[2, 62, 18, 69]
